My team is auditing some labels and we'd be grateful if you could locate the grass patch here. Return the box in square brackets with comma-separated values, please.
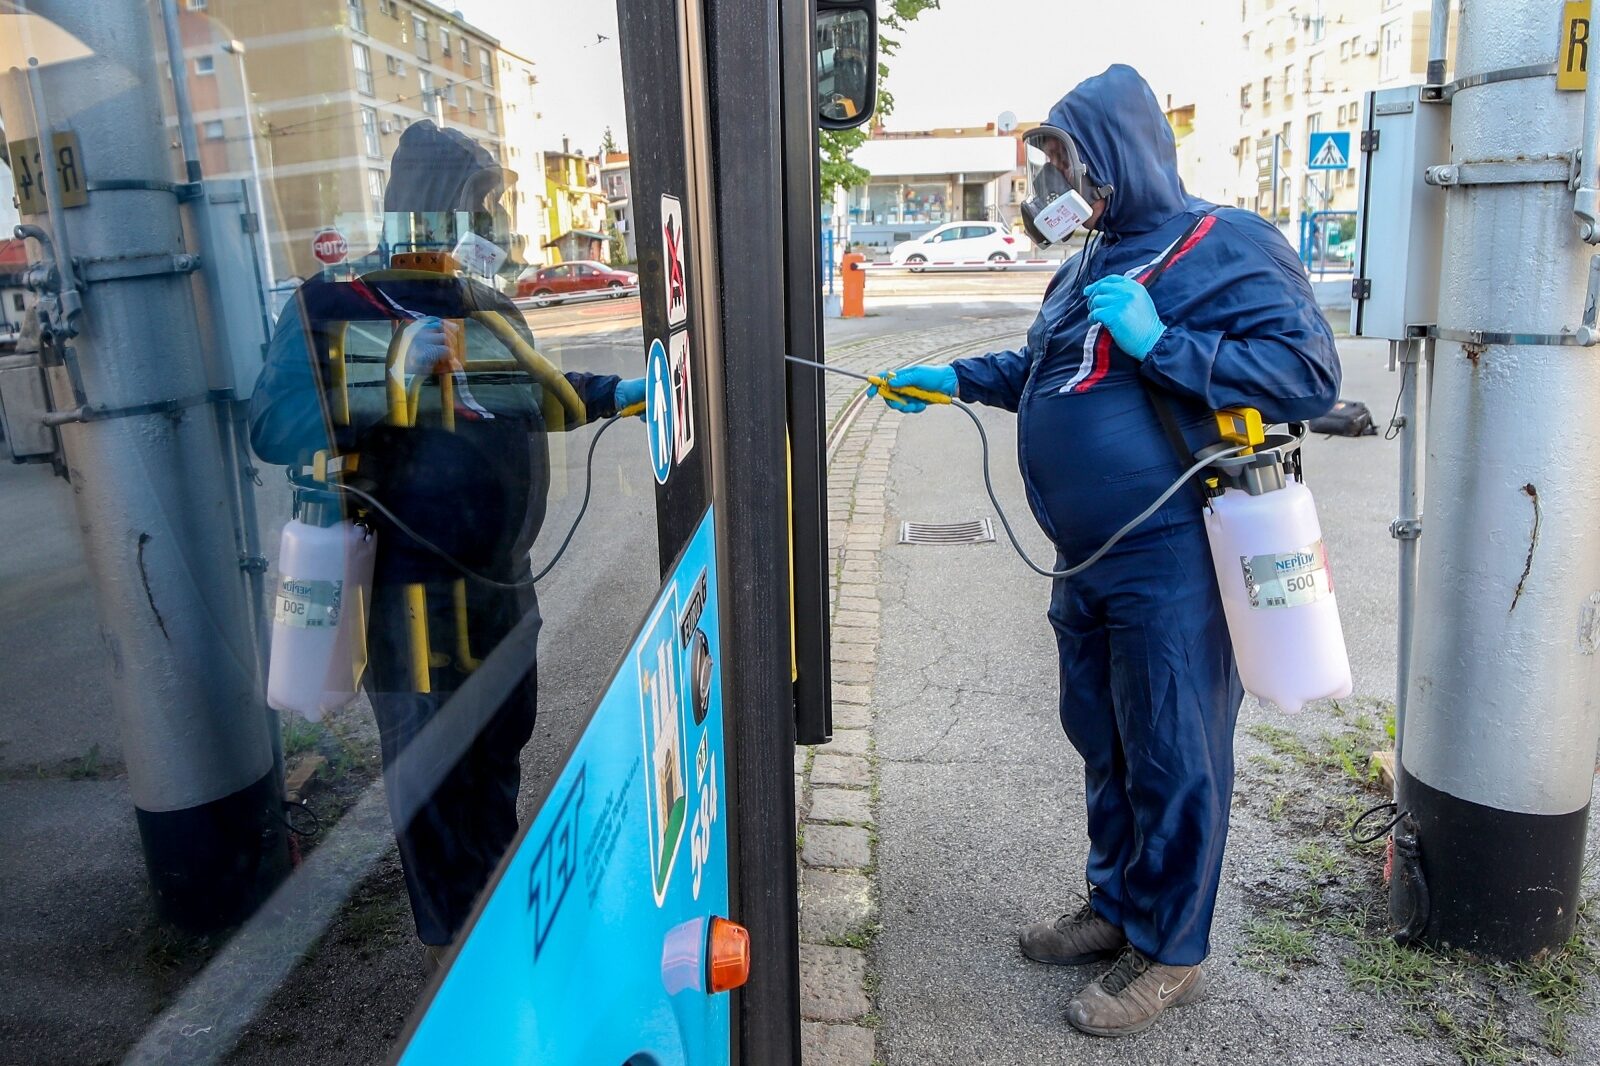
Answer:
[282, 716, 322, 759]
[1242, 914, 1318, 978]
[1246, 722, 1312, 765]
[1247, 753, 1287, 774]
[1293, 840, 1345, 879]
[1240, 695, 1599, 1064]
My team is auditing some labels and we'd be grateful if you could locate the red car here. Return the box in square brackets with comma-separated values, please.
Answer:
[515, 260, 639, 304]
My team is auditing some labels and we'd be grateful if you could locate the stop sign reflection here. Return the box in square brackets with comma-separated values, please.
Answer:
[312, 229, 349, 266]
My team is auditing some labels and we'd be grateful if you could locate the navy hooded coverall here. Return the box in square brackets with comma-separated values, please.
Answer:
[950, 66, 1341, 965]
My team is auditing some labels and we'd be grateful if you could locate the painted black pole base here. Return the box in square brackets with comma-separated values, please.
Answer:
[1393, 764, 1588, 960]
[135, 769, 291, 932]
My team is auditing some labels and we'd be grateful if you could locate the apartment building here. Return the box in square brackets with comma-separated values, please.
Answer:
[543, 141, 608, 263]
[599, 153, 637, 264]
[1224, 0, 1447, 238]
[174, 0, 539, 279]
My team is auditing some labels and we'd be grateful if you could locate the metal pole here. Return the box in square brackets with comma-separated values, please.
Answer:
[222, 39, 278, 303]
[0, 0, 287, 931]
[157, 0, 203, 185]
[1271, 133, 1281, 226]
[1426, 0, 1451, 88]
[1394, 0, 1600, 959]
[1390, 338, 1423, 782]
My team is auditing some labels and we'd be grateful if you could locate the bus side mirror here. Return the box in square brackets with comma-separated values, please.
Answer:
[816, 0, 877, 131]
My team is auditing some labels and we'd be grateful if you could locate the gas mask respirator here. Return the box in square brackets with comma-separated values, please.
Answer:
[1019, 125, 1111, 248]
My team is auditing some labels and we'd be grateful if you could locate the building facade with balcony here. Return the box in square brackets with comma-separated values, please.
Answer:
[172, 0, 538, 281]
[1223, 0, 1448, 241]
[599, 153, 636, 264]
[543, 142, 608, 263]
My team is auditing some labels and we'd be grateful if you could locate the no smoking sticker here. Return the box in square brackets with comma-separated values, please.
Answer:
[661, 194, 688, 328]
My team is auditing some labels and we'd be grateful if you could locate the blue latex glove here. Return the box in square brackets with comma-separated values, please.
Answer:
[1084, 274, 1166, 361]
[403, 316, 455, 379]
[870, 363, 958, 414]
[614, 376, 646, 415]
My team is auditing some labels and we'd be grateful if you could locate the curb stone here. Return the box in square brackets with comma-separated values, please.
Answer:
[796, 318, 1031, 1065]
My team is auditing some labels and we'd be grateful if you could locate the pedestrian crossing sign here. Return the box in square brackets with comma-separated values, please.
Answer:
[1308, 132, 1352, 171]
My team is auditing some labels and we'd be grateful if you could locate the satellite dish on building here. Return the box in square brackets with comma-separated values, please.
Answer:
[997, 111, 1018, 134]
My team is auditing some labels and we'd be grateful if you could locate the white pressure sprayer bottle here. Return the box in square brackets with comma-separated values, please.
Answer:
[1199, 410, 1352, 713]
[266, 485, 377, 721]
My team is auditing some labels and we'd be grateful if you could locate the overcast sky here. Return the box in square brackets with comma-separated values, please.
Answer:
[882, 0, 1221, 130]
[450, 0, 628, 156]
[447, 0, 1220, 149]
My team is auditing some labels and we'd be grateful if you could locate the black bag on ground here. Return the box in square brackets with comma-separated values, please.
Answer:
[1309, 399, 1377, 437]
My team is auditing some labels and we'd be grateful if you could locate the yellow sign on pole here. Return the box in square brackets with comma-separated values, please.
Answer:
[4, 131, 88, 215]
[1560, 1, 1591, 91]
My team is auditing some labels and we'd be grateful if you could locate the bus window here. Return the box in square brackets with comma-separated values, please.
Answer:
[0, 3, 677, 1061]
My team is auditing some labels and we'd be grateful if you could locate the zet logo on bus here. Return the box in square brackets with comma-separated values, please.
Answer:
[646, 338, 675, 484]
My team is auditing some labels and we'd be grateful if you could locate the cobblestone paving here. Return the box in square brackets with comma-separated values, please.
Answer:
[795, 314, 1030, 1065]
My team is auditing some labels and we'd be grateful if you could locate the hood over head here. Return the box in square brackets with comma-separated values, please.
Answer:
[384, 120, 514, 215]
[1046, 65, 1198, 236]
[382, 120, 523, 272]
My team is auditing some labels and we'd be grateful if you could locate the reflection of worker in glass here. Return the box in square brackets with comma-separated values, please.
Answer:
[820, 48, 866, 121]
[249, 122, 644, 963]
[817, 13, 868, 123]
[872, 67, 1340, 1036]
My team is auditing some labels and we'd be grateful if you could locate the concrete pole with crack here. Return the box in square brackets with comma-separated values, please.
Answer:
[1, 0, 287, 928]
[1394, 0, 1600, 958]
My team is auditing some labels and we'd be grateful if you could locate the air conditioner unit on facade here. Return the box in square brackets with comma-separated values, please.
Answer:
[1365, 41, 1379, 54]
[381, 120, 395, 133]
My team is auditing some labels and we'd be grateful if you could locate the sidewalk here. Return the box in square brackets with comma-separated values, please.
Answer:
[804, 332, 1600, 1065]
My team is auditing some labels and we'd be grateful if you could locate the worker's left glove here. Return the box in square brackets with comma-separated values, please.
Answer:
[1084, 274, 1166, 361]
[614, 376, 646, 415]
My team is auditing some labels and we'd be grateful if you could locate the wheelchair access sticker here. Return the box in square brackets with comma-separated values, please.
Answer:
[646, 337, 675, 484]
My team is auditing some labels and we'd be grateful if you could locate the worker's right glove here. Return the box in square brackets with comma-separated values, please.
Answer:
[613, 377, 646, 417]
[870, 364, 958, 414]
[402, 316, 458, 380]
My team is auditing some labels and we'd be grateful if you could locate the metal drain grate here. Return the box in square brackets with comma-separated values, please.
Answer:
[899, 518, 996, 545]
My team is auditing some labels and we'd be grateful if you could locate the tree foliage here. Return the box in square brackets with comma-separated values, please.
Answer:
[599, 126, 619, 156]
[818, 0, 941, 202]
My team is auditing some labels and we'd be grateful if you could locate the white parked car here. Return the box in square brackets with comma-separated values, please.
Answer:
[889, 221, 1027, 269]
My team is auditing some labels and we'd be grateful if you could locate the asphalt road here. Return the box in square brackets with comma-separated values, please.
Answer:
[868, 338, 1600, 1064]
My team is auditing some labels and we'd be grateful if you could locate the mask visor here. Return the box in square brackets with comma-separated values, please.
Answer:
[1020, 125, 1096, 247]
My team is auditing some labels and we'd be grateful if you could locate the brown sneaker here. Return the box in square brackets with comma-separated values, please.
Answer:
[1019, 899, 1127, 966]
[1066, 947, 1206, 1037]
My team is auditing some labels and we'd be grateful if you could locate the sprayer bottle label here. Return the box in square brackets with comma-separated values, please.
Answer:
[1240, 541, 1332, 610]
[275, 577, 344, 629]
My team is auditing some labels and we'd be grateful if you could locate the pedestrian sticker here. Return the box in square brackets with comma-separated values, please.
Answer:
[638, 585, 689, 905]
[669, 330, 695, 463]
[1241, 541, 1334, 610]
[1560, 1, 1590, 90]
[1307, 132, 1351, 171]
[661, 194, 688, 328]
[646, 338, 675, 484]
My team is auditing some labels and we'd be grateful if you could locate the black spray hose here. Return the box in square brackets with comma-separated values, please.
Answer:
[322, 412, 628, 591]
[784, 354, 1248, 579]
